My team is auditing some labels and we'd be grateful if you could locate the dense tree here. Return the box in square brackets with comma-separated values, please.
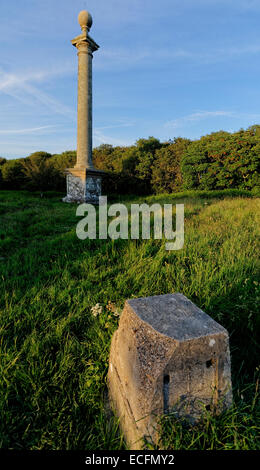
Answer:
[0, 157, 7, 187]
[93, 144, 114, 171]
[134, 137, 162, 183]
[50, 151, 76, 171]
[93, 140, 162, 194]
[1, 159, 25, 189]
[181, 129, 260, 191]
[26, 151, 52, 163]
[0, 126, 259, 193]
[151, 138, 191, 193]
[21, 157, 63, 191]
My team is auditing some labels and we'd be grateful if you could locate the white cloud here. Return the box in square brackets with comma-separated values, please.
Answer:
[165, 111, 260, 129]
[93, 128, 133, 147]
[96, 120, 135, 131]
[0, 66, 75, 120]
[0, 125, 56, 135]
[92, 120, 135, 146]
[95, 42, 260, 70]
[0, 64, 73, 90]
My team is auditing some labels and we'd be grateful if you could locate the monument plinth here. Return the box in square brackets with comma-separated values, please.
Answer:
[63, 10, 105, 204]
[108, 293, 233, 449]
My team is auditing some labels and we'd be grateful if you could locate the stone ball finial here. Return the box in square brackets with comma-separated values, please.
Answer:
[78, 10, 93, 32]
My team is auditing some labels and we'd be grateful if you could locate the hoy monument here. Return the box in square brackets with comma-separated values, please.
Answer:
[63, 10, 105, 203]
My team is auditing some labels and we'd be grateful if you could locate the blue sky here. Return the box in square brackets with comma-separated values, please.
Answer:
[1, 0, 260, 158]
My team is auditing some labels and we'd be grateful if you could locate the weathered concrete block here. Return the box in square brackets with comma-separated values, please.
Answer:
[107, 293, 232, 449]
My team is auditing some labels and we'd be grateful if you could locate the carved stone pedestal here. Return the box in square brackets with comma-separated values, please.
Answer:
[63, 168, 105, 204]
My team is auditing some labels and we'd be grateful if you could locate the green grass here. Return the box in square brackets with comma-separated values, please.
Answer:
[0, 189, 259, 450]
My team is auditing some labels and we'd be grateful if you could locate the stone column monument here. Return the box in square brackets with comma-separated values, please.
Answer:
[63, 10, 105, 203]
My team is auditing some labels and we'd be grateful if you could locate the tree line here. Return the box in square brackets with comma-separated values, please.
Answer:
[0, 125, 259, 195]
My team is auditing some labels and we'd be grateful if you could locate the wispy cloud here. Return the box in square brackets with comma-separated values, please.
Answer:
[165, 111, 260, 129]
[95, 43, 260, 70]
[0, 66, 75, 120]
[0, 63, 73, 90]
[96, 47, 193, 70]
[94, 129, 132, 147]
[92, 119, 135, 146]
[96, 120, 135, 131]
[0, 125, 56, 135]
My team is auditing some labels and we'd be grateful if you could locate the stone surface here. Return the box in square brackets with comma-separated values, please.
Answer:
[107, 293, 232, 449]
[78, 10, 93, 32]
[62, 168, 105, 204]
[64, 11, 105, 203]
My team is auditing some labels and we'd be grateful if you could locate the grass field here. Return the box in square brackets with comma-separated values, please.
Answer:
[0, 189, 259, 450]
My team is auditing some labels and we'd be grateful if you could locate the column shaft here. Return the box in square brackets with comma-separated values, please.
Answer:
[76, 44, 93, 169]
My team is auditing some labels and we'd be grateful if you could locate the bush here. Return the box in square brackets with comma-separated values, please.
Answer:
[21, 158, 64, 192]
[151, 138, 190, 193]
[1, 159, 25, 189]
[50, 151, 76, 171]
[181, 127, 260, 191]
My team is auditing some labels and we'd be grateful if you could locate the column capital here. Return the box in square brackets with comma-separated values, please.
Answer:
[71, 32, 99, 53]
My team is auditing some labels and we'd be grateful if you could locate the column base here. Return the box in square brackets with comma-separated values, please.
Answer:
[63, 167, 106, 204]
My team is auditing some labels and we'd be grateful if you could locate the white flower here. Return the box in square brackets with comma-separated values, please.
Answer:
[113, 309, 121, 318]
[91, 303, 103, 317]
